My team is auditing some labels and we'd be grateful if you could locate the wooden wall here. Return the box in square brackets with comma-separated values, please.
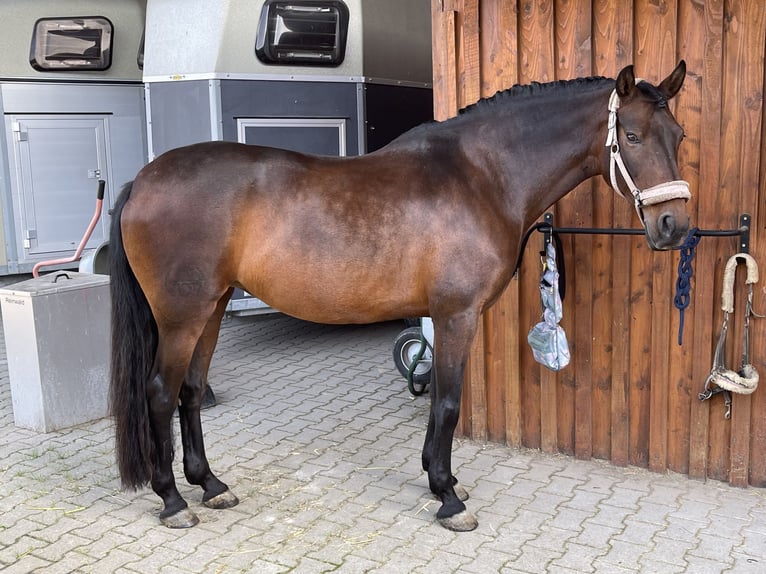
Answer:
[431, 0, 766, 486]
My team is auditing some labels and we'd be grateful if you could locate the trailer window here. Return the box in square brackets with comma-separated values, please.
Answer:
[256, 1, 349, 66]
[30, 17, 113, 71]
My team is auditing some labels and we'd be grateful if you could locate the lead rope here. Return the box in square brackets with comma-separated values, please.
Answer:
[674, 228, 700, 345]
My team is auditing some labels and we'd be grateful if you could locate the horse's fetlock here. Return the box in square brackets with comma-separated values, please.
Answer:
[183, 461, 208, 485]
[436, 496, 466, 520]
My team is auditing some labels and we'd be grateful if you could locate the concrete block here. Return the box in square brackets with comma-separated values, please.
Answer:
[0, 271, 110, 432]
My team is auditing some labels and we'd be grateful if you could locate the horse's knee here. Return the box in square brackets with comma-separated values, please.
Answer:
[437, 399, 461, 424]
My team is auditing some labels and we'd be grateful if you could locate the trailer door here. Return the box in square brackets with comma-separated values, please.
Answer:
[10, 115, 109, 260]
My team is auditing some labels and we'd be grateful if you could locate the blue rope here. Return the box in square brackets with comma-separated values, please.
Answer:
[674, 227, 700, 345]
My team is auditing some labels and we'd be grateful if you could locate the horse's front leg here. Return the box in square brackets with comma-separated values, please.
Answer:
[422, 405, 469, 503]
[422, 311, 479, 531]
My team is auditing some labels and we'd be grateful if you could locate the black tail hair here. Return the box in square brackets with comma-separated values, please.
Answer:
[109, 181, 157, 489]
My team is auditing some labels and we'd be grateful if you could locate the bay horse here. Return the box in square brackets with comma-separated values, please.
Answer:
[110, 62, 690, 531]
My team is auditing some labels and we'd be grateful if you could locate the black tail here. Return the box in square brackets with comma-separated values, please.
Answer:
[109, 181, 157, 490]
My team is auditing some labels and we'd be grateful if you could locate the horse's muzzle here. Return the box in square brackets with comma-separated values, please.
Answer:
[645, 209, 691, 250]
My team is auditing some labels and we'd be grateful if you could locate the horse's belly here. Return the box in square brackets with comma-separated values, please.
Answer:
[240, 262, 426, 324]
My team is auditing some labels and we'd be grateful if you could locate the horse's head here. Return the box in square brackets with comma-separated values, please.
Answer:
[604, 61, 690, 250]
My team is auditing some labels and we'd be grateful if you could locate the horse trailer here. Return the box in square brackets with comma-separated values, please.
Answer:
[0, 0, 147, 276]
[0, 0, 433, 298]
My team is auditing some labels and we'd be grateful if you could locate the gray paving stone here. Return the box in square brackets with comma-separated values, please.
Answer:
[542, 473, 585, 495]
[615, 519, 663, 546]
[80, 547, 139, 573]
[574, 520, 623, 549]
[687, 531, 740, 564]
[29, 531, 92, 563]
[522, 491, 570, 516]
[642, 534, 694, 568]
[1, 313, 765, 573]
[506, 477, 550, 501]
[726, 552, 764, 573]
[673, 496, 717, 524]
[513, 543, 566, 573]
[526, 525, 578, 552]
[562, 487, 612, 513]
[598, 538, 647, 571]
[1, 554, 52, 574]
[685, 553, 738, 574]
[551, 541, 608, 573]
[738, 526, 766, 559]
[662, 515, 707, 545]
[548, 505, 593, 531]
[635, 558, 687, 573]
[546, 565, 589, 574]
[0, 533, 48, 566]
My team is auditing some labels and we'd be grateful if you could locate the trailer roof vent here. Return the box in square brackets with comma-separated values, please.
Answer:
[30, 16, 113, 72]
[256, 1, 349, 66]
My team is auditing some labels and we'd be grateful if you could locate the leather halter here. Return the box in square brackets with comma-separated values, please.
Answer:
[605, 86, 691, 222]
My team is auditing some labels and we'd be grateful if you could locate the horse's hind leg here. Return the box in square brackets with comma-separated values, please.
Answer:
[148, 307, 226, 528]
[178, 288, 239, 510]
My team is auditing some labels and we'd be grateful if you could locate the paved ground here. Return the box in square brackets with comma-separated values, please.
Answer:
[1, 305, 765, 573]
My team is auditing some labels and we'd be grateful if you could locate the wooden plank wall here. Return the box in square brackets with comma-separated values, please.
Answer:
[431, 0, 766, 486]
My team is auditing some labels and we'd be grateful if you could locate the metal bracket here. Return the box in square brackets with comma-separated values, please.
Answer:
[738, 213, 751, 254]
[543, 212, 554, 250]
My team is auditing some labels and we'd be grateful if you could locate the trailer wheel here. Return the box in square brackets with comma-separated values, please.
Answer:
[392, 327, 432, 391]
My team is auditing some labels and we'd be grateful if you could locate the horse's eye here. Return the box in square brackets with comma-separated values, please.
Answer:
[626, 132, 640, 143]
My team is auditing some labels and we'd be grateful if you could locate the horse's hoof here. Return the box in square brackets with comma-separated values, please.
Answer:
[160, 507, 199, 528]
[454, 483, 469, 502]
[431, 483, 469, 502]
[203, 489, 239, 509]
[438, 510, 478, 532]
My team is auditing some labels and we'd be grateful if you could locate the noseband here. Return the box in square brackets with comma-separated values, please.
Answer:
[605, 86, 691, 222]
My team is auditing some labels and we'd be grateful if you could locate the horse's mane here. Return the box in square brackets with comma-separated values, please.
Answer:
[458, 76, 612, 116]
[398, 76, 614, 140]
[396, 74, 669, 143]
[458, 75, 670, 116]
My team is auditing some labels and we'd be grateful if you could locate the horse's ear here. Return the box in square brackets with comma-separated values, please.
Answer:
[658, 60, 686, 99]
[616, 65, 636, 98]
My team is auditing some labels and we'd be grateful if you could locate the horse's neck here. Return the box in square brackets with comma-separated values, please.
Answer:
[463, 85, 611, 228]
